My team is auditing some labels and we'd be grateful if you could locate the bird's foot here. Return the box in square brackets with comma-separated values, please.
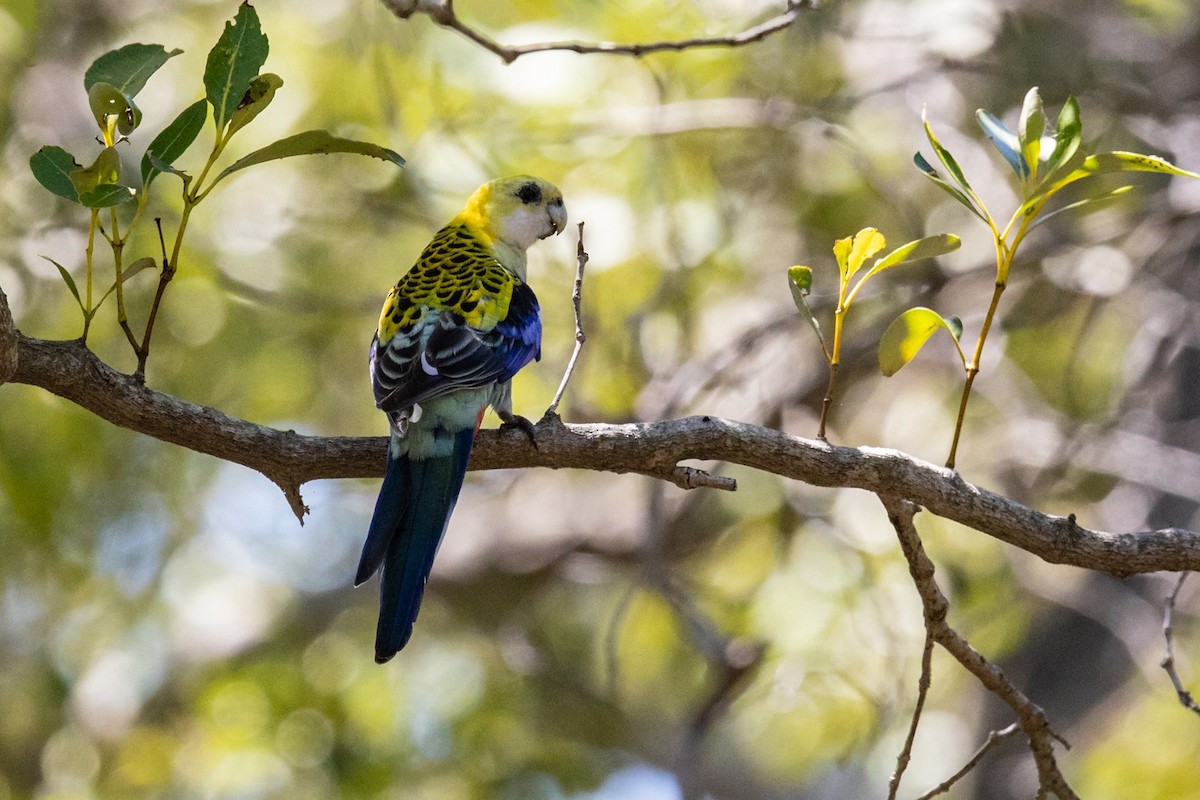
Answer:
[498, 414, 539, 449]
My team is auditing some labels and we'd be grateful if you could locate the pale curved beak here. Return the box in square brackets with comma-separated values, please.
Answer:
[547, 198, 567, 236]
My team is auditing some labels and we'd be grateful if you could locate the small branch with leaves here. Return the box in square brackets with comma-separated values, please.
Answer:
[28, 3, 405, 381]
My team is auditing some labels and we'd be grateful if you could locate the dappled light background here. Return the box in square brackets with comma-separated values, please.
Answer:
[2, 0, 1200, 798]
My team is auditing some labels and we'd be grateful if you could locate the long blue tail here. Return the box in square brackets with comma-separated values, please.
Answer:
[356, 428, 475, 663]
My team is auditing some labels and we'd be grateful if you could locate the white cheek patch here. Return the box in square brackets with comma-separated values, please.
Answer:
[503, 207, 550, 249]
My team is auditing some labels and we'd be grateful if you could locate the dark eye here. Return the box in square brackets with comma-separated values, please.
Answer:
[516, 182, 542, 205]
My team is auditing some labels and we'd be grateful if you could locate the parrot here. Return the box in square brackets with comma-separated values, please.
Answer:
[356, 175, 567, 663]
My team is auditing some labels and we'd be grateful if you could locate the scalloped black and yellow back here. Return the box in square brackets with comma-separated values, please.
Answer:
[377, 223, 518, 342]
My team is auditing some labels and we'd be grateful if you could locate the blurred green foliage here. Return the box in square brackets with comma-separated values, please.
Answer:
[3, 1, 1200, 799]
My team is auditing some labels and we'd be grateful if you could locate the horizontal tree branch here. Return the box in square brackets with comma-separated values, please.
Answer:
[380, 0, 815, 64]
[2, 325, 1197, 574]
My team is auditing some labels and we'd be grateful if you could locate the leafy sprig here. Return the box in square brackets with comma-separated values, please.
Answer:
[898, 87, 1199, 467]
[789, 228, 961, 439]
[28, 2, 405, 380]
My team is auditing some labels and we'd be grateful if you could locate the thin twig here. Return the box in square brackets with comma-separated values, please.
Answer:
[888, 629, 934, 799]
[381, 0, 816, 64]
[915, 723, 1021, 800]
[879, 495, 1079, 800]
[544, 221, 588, 418]
[1161, 572, 1200, 715]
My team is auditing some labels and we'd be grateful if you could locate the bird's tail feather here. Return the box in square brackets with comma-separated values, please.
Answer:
[364, 427, 476, 663]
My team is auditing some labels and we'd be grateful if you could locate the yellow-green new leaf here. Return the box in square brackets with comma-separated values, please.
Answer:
[879, 307, 965, 376]
[864, 233, 961, 279]
[1018, 87, 1045, 184]
[1037, 151, 1200, 200]
[845, 227, 886, 280]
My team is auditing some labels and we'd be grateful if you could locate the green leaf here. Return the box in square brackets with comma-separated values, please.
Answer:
[1044, 96, 1082, 179]
[976, 110, 1028, 179]
[1035, 150, 1200, 201]
[96, 257, 158, 309]
[146, 152, 191, 185]
[864, 233, 961, 278]
[78, 184, 136, 208]
[913, 152, 986, 221]
[69, 147, 122, 198]
[1018, 87, 1045, 184]
[141, 99, 207, 188]
[226, 73, 283, 139]
[87, 82, 141, 136]
[41, 256, 84, 312]
[1030, 185, 1135, 230]
[30, 146, 81, 202]
[84, 43, 182, 97]
[1081, 151, 1200, 179]
[787, 265, 826, 354]
[923, 110, 977, 197]
[209, 129, 405, 188]
[879, 307, 964, 377]
[205, 2, 269, 132]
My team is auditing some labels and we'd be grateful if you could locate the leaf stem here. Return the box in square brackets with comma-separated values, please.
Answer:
[818, 283, 849, 440]
[83, 211, 98, 342]
[109, 206, 140, 354]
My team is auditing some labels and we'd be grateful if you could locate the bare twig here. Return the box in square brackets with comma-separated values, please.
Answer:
[915, 723, 1021, 800]
[1161, 572, 1200, 715]
[544, 221, 588, 419]
[879, 495, 1079, 800]
[380, 0, 816, 64]
[888, 629, 934, 799]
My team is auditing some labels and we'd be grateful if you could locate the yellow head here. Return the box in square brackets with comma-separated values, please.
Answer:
[454, 176, 567, 252]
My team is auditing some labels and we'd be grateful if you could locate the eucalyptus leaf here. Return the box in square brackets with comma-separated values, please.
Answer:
[84, 43, 181, 97]
[976, 110, 1028, 178]
[41, 256, 84, 312]
[1018, 87, 1045, 183]
[787, 265, 826, 353]
[879, 307, 964, 376]
[1036, 150, 1200, 201]
[30, 146, 81, 202]
[87, 82, 135, 133]
[864, 233, 961, 278]
[147, 152, 191, 184]
[69, 147, 122, 198]
[226, 72, 283, 138]
[209, 129, 405, 188]
[141, 99, 207, 187]
[1044, 96, 1082, 179]
[913, 152, 986, 221]
[205, 2, 269, 132]
[78, 184, 137, 208]
[1030, 185, 1135, 229]
[923, 112, 977, 196]
[96, 257, 158, 308]
[845, 228, 886, 281]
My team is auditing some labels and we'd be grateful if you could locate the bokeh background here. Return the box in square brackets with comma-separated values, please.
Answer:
[2, 0, 1200, 797]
